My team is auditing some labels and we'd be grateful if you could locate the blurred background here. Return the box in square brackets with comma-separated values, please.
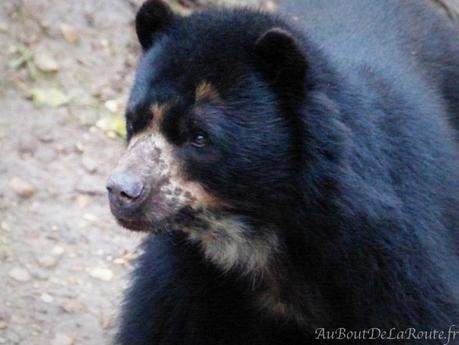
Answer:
[0, 1, 457, 344]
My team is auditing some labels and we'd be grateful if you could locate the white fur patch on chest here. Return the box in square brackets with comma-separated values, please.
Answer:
[182, 213, 318, 327]
[183, 211, 279, 276]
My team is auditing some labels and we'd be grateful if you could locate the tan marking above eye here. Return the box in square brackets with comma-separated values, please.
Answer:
[149, 103, 171, 131]
[195, 81, 220, 103]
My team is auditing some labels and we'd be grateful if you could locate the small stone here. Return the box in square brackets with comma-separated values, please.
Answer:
[37, 131, 55, 143]
[52, 246, 65, 256]
[34, 51, 59, 72]
[81, 155, 97, 173]
[10, 177, 36, 198]
[51, 333, 74, 345]
[59, 23, 79, 43]
[89, 267, 114, 282]
[83, 213, 98, 222]
[37, 255, 58, 268]
[0, 222, 10, 231]
[0, 321, 7, 330]
[8, 267, 31, 282]
[113, 252, 138, 266]
[74, 194, 90, 208]
[31, 270, 50, 281]
[41, 293, 54, 303]
[104, 99, 124, 114]
[75, 142, 85, 153]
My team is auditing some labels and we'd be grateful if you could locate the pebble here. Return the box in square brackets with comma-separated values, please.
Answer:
[51, 333, 74, 345]
[74, 194, 90, 208]
[52, 246, 65, 256]
[59, 23, 79, 43]
[81, 155, 97, 173]
[0, 222, 10, 231]
[104, 99, 124, 113]
[0, 321, 7, 330]
[34, 51, 59, 72]
[8, 268, 31, 282]
[37, 132, 55, 143]
[37, 255, 59, 268]
[75, 142, 85, 153]
[10, 177, 36, 198]
[41, 293, 54, 303]
[113, 252, 138, 266]
[89, 267, 114, 282]
[83, 213, 98, 222]
[31, 270, 50, 281]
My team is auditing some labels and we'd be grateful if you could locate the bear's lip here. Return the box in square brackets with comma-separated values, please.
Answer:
[115, 217, 151, 232]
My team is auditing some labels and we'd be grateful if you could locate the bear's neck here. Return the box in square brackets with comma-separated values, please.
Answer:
[180, 209, 331, 328]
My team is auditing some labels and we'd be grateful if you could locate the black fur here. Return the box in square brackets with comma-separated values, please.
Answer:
[116, 1, 459, 344]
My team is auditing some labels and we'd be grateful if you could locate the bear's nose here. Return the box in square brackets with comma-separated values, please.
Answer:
[106, 172, 144, 207]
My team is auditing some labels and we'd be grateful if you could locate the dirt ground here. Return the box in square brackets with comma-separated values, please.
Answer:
[0, 0, 457, 345]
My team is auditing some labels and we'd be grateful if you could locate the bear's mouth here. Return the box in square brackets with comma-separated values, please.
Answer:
[116, 218, 151, 232]
[114, 206, 202, 233]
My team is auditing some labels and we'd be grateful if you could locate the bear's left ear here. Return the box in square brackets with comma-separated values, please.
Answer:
[254, 28, 307, 96]
[136, 0, 175, 51]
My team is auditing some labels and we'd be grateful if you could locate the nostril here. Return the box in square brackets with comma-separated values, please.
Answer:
[119, 189, 142, 201]
[121, 182, 144, 200]
[106, 172, 144, 203]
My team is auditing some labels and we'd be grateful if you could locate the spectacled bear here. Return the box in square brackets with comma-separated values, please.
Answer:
[106, 0, 459, 344]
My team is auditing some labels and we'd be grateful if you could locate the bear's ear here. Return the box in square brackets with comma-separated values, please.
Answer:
[136, 0, 175, 51]
[254, 28, 307, 94]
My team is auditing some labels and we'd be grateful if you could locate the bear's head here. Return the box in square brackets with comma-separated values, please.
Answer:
[107, 0, 309, 237]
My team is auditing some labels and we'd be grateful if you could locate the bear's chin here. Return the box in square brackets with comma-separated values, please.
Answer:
[116, 218, 153, 232]
[116, 207, 203, 233]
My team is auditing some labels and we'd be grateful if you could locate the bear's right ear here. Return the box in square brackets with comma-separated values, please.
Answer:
[254, 28, 307, 98]
[136, 0, 175, 51]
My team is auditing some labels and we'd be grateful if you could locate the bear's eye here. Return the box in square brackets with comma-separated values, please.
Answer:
[191, 132, 209, 148]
